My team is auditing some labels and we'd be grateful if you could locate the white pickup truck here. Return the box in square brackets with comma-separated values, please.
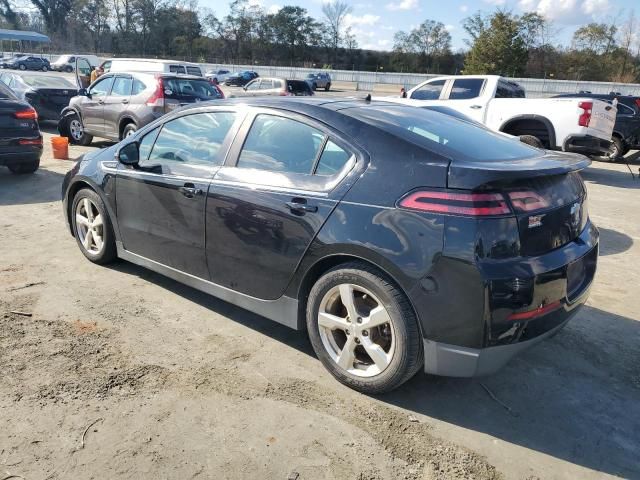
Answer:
[388, 75, 616, 155]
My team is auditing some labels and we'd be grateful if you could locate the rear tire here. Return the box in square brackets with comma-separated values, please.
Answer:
[519, 135, 544, 149]
[42, 65, 48, 72]
[306, 262, 423, 394]
[71, 188, 117, 264]
[8, 157, 40, 174]
[606, 136, 625, 162]
[19, 64, 26, 71]
[65, 65, 73, 73]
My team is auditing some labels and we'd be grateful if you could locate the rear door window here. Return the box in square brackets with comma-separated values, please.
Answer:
[110, 76, 132, 96]
[186, 66, 202, 76]
[448, 78, 485, 100]
[89, 76, 114, 97]
[411, 80, 446, 100]
[132, 78, 147, 95]
[169, 65, 186, 74]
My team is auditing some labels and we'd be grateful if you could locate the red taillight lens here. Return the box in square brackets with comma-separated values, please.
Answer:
[507, 300, 562, 321]
[578, 101, 592, 127]
[507, 190, 550, 212]
[635, 98, 640, 109]
[399, 190, 511, 216]
[19, 137, 43, 145]
[146, 77, 165, 107]
[215, 85, 225, 99]
[14, 108, 38, 120]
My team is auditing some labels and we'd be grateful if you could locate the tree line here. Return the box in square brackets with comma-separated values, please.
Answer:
[1, 0, 639, 82]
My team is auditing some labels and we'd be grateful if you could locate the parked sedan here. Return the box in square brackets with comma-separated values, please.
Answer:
[61, 98, 598, 393]
[5, 56, 51, 71]
[205, 68, 231, 84]
[224, 71, 259, 87]
[241, 77, 313, 97]
[0, 82, 42, 174]
[0, 72, 78, 121]
[58, 72, 223, 145]
[0, 54, 21, 69]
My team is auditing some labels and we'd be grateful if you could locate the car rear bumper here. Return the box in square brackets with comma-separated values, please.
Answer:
[563, 135, 611, 155]
[0, 144, 43, 165]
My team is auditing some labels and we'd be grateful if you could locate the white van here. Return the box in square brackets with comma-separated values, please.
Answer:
[52, 54, 100, 73]
[100, 58, 203, 77]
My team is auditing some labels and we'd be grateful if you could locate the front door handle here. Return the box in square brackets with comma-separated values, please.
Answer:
[178, 183, 203, 198]
[286, 198, 318, 213]
[470, 105, 482, 109]
[122, 99, 129, 104]
[98, 99, 105, 105]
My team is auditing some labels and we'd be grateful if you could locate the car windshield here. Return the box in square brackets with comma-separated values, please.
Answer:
[344, 105, 541, 162]
[21, 75, 76, 88]
[163, 78, 222, 100]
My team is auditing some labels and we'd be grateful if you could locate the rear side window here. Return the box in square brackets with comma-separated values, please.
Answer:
[449, 78, 484, 99]
[238, 115, 324, 173]
[143, 112, 237, 174]
[186, 66, 202, 76]
[496, 81, 525, 98]
[163, 78, 222, 100]
[617, 104, 634, 115]
[260, 79, 273, 90]
[287, 80, 311, 94]
[132, 78, 147, 95]
[315, 140, 352, 176]
[411, 80, 446, 100]
[111, 76, 132, 96]
[345, 106, 540, 162]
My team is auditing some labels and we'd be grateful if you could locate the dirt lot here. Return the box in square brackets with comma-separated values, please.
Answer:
[1, 123, 639, 480]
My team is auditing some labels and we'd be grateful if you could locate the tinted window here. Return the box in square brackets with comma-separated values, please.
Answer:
[449, 78, 484, 99]
[238, 115, 325, 174]
[68, 56, 75, 63]
[170, 65, 186, 74]
[132, 78, 147, 95]
[162, 78, 222, 100]
[102, 61, 112, 72]
[144, 112, 236, 174]
[186, 66, 202, 76]
[111, 76, 132, 96]
[89, 76, 114, 97]
[411, 80, 446, 100]
[344, 106, 540, 162]
[315, 140, 352, 176]
[617, 104, 635, 115]
[260, 79, 273, 90]
[245, 80, 260, 91]
[287, 80, 311, 94]
[21, 75, 75, 88]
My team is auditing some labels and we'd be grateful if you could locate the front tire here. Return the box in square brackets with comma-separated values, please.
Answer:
[122, 123, 137, 139]
[306, 262, 423, 394]
[519, 134, 544, 148]
[71, 188, 117, 264]
[42, 65, 48, 72]
[19, 64, 26, 71]
[65, 65, 73, 73]
[8, 157, 40, 174]
[325, 83, 331, 91]
[63, 113, 93, 146]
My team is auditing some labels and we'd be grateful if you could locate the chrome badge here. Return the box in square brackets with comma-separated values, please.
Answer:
[528, 214, 545, 228]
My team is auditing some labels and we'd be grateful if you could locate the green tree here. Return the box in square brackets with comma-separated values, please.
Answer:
[463, 11, 528, 76]
[393, 19, 452, 73]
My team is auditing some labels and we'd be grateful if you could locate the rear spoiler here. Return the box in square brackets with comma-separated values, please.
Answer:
[447, 152, 591, 190]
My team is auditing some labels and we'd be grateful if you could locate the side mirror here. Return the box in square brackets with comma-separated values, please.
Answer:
[78, 88, 88, 97]
[117, 142, 140, 166]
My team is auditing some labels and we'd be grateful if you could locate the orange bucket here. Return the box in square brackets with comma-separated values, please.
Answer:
[51, 136, 69, 160]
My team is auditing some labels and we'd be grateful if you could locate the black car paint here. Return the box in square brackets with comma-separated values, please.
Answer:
[62, 98, 598, 376]
[0, 72, 78, 120]
[224, 71, 259, 87]
[0, 83, 42, 167]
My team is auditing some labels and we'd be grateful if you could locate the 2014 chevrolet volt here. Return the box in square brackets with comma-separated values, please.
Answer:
[61, 98, 598, 393]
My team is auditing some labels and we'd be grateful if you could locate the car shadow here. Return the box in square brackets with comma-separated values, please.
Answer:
[0, 165, 66, 206]
[107, 259, 639, 478]
[598, 227, 634, 256]
[581, 165, 640, 189]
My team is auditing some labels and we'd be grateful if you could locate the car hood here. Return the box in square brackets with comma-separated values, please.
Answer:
[447, 151, 591, 190]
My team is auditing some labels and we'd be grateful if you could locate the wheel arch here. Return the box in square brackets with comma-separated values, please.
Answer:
[65, 178, 121, 242]
[118, 116, 137, 140]
[500, 115, 557, 149]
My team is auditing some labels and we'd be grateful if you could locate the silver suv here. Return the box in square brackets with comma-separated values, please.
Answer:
[305, 72, 332, 91]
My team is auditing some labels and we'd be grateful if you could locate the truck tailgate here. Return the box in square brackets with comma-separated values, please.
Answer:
[588, 99, 616, 139]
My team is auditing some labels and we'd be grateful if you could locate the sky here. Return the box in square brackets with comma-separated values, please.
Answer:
[200, 0, 638, 51]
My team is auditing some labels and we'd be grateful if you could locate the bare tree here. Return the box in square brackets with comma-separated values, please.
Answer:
[321, 0, 351, 64]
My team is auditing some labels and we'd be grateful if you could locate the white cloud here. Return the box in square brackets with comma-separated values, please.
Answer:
[459, 5, 469, 12]
[385, 0, 418, 11]
[267, 4, 281, 14]
[445, 24, 455, 31]
[518, 0, 611, 24]
[484, 0, 506, 5]
[344, 13, 381, 27]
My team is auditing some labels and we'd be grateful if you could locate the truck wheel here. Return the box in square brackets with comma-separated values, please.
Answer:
[65, 65, 73, 73]
[607, 136, 625, 162]
[325, 83, 331, 91]
[306, 262, 423, 394]
[8, 157, 40, 174]
[519, 135, 544, 149]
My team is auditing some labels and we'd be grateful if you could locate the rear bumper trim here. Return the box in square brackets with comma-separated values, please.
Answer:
[563, 134, 611, 155]
[424, 316, 575, 377]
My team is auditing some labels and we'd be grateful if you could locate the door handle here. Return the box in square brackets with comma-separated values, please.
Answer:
[122, 99, 129, 104]
[286, 198, 318, 213]
[98, 99, 105, 105]
[470, 105, 482, 109]
[178, 183, 203, 198]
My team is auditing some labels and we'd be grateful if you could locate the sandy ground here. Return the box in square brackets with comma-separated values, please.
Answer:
[0, 122, 639, 480]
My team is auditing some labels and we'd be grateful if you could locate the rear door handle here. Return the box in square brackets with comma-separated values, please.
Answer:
[286, 198, 318, 213]
[470, 105, 482, 109]
[122, 99, 129, 104]
[178, 183, 203, 198]
[98, 100, 105, 105]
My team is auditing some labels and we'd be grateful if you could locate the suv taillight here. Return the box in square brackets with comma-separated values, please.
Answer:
[146, 77, 165, 107]
[14, 108, 38, 120]
[578, 101, 592, 127]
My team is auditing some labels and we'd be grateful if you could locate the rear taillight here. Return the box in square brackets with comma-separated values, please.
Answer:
[19, 138, 43, 145]
[506, 300, 562, 321]
[399, 190, 510, 216]
[146, 77, 165, 107]
[578, 101, 592, 127]
[14, 108, 38, 120]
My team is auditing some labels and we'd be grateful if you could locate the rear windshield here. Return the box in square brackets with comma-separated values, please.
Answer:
[343, 105, 541, 162]
[0, 82, 16, 99]
[287, 80, 311, 93]
[163, 78, 222, 100]
[21, 75, 76, 88]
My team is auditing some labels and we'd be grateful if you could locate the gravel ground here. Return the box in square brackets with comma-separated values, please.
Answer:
[0, 120, 639, 480]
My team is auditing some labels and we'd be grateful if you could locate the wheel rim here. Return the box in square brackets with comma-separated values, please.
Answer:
[69, 119, 83, 141]
[125, 127, 136, 138]
[75, 198, 104, 255]
[318, 284, 395, 378]
[608, 143, 619, 159]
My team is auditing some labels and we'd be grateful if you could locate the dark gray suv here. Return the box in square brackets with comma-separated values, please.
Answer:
[306, 72, 332, 91]
[59, 72, 223, 145]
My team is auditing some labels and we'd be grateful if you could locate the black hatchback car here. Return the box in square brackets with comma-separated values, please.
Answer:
[61, 98, 598, 393]
[0, 82, 42, 174]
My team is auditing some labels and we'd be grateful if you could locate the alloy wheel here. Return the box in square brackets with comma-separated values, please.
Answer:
[69, 119, 84, 141]
[318, 284, 395, 377]
[75, 198, 104, 255]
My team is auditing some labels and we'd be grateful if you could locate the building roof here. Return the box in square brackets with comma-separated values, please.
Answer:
[0, 29, 50, 43]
